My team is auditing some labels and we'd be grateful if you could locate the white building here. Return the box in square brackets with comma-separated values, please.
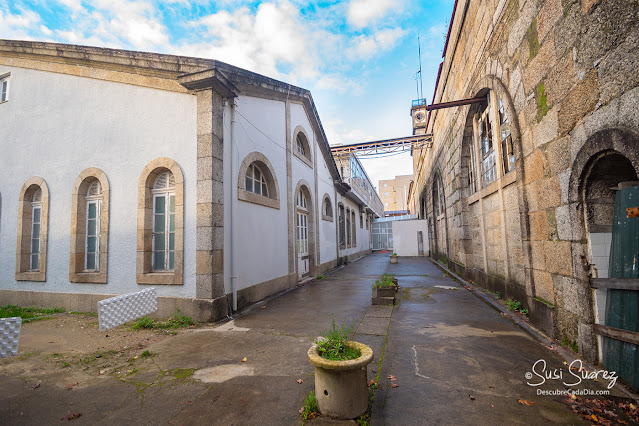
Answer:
[0, 40, 383, 321]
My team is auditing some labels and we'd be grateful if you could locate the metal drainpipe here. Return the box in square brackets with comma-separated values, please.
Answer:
[230, 98, 238, 312]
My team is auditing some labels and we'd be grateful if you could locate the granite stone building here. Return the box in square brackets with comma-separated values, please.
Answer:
[408, 0, 638, 387]
[0, 40, 382, 322]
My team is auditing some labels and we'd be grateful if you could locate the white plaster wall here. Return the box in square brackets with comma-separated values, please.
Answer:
[0, 66, 198, 298]
[230, 95, 288, 289]
[391, 220, 429, 256]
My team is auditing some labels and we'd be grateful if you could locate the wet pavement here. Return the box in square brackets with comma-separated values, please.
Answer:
[0, 252, 627, 425]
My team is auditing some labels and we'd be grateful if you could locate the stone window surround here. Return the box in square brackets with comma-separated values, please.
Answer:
[338, 203, 345, 249]
[466, 83, 519, 199]
[321, 193, 333, 222]
[292, 125, 313, 169]
[351, 210, 357, 247]
[137, 158, 184, 285]
[238, 151, 280, 210]
[16, 177, 49, 282]
[1, 71, 9, 103]
[69, 168, 110, 284]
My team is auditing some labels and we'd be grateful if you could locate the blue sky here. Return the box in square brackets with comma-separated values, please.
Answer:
[0, 0, 454, 189]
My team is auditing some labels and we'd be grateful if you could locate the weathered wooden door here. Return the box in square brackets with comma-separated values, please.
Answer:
[603, 185, 639, 389]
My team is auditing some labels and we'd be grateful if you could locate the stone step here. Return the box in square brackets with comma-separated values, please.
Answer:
[372, 296, 396, 306]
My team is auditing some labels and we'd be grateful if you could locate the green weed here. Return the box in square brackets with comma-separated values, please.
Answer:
[314, 316, 361, 361]
[300, 390, 318, 422]
[131, 309, 195, 330]
[0, 304, 64, 320]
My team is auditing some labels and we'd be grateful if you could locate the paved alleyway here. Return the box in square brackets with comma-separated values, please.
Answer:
[1, 253, 624, 425]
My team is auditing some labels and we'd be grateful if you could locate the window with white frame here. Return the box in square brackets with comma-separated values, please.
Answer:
[346, 209, 351, 246]
[30, 189, 42, 270]
[499, 98, 515, 174]
[296, 134, 306, 156]
[477, 99, 496, 187]
[152, 171, 176, 271]
[1, 73, 9, 103]
[84, 180, 102, 271]
[469, 91, 515, 193]
[245, 163, 268, 197]
[339, 205, 345, 247]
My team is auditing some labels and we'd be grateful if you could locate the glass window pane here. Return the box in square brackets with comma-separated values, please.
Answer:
[169, 214, 175, 231]
[86, 253, 95, 270]
[154, 215, 165, 232]
[88, 203, 97, 219]
[170, 195, 175, 213]
[87, 236, 97, 253]
[154, 233, 165, 250]
[169, 233, 175, 250]
[254, 167, 261, 182]
[33, 207, 40, 223]
[31, 238, 40, 254]
[32, 223, 40, 238]
[262, 182, 268, 197]
[154, 251, 165, 270]
[155, 196, 165, 212]
[169, 252, 174, 270]
[31, 254, 39, 270]
[87, 219, 96, 236]
[246, 176, 253, 192]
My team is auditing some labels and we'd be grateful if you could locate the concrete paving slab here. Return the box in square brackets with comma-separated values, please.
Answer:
[365, 305, 393, 318]
[357, 316, 390, 336]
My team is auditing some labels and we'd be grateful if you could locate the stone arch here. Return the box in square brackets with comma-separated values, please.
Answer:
[137, 157, 184, 285]
[69, 167, 110, 283]
[16, 176, 49, 281]
[294, 179, 316, 277]
[238, 151, 280, 209]
[292, 125, 313, 168]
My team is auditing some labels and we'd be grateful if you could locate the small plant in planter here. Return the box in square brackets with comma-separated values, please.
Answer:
[307, 316, 373, 419]
[372, 273, 399, 303]
[390, 253, 398, 264]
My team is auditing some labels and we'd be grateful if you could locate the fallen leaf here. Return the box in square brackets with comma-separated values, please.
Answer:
[299, 408, 304, 414]
[591, 414, 598, 422]
[518, 399, 535, 406]
[391, 383, 399, 388]
[28, 383, 41, 390]
[368, 379, 375, 387]
[186, 401, 192, 405]
[469, 395, 476, 401]
[570, 394, 577, 400]
[261, 306, 266, 309]
[387, 375, 397, 381]
[66, 382, 78, 390]
[296, 379, 303, 384]
[61, 413, 81, 421]
[241, 357, 247, 362]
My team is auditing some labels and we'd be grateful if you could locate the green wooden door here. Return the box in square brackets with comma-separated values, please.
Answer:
[603, 185, 639, 389]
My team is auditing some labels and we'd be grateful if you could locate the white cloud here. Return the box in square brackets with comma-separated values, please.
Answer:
[349, 27, 406, 59]
[347, 0, 404, 29]
[0, 7, 46, 40]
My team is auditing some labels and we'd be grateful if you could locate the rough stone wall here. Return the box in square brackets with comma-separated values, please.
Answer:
[411, 0, 639, 360]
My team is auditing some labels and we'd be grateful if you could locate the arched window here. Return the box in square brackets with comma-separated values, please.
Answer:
[469, 90, 516, 192]
[30, 189, 42, 271]
[70, 168, 109, 283]
[16, 177, 49, 282]
[238, 152, 280, 209]
[322, 194, 333, 221]
[137, 158, 184, 285]
[346, 208, 351, 247]
[245, 163, 268, 197]
[152, 171, 176, 272]
[352, 210, 357, 246]
[292, 126, 312, 167]
[339, 204, 345, 248]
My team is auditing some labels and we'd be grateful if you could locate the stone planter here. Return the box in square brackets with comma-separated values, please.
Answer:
[307, 341, 374, 419]
[372, 285, 398, 298]
[390, 254, 398, 264]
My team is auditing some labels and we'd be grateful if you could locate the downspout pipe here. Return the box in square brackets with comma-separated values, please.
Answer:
[230, 98, 238, 312]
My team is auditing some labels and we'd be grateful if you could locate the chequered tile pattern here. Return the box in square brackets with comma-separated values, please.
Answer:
[0, 317, 22, 358]
[98, 288, 157, 331]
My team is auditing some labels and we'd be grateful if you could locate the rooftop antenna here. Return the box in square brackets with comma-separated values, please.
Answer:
[413, 33, 424, 102]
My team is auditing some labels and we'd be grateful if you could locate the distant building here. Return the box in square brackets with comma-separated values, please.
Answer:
[379, 175, 413, 216]
[0, 40, 382, 322]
